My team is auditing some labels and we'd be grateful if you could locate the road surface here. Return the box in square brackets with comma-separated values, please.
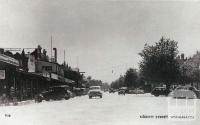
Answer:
[0, 92, 200, 125]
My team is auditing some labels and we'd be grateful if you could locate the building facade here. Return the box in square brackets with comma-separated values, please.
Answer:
[0, 46, 75, 101]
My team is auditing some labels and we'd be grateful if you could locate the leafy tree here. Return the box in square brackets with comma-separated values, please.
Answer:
[85, 76, 104, 87]
[124, 68, 138, 88]
[101, 82, 110, 91]
[87, 76, 92, 81]
[136, 71, 145, 88]
[179, 62, 200, 88]
[179, 63, 193, 85]
[139, 37, 180, 90]
[192, 69, 200, 86]
[64, 69, 83, 87]
[110, 75, 125, 89]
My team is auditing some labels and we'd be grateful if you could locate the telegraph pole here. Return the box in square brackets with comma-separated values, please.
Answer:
[64, 50, 66, 66]
[50, 36, 53, 62]
[76, 56, 79, 68]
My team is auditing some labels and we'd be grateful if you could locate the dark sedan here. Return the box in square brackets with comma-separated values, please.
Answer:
[151, 87, 170, 97]
[35, 85, 71, 103]
[109, 88, 116, 93]
[118, 89, 126, 95]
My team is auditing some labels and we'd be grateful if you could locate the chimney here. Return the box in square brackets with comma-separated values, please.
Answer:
[37, 45, 42, 60]
[0, 48, 4, 54]
[53, 48, 57, 63]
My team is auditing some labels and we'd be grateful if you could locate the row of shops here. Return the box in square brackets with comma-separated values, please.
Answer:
[0, 48, 77, 101]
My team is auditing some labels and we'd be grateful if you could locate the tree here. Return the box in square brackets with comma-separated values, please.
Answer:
[179, 63, 200, 88]
[85, 76, 104, 87]
[124, 68, 138, 88]
[137, 71, 145, 88]
[110, 75, 125, 89]
[139, 37, 180, 90]
[179, 63, 193, 85]
[101, 82, 110, 91]
[64, 69, 83, 87]
[192, 69, 200, 87]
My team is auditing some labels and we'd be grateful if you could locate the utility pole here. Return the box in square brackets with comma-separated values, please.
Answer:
[50, 36, 53, 62]
[64, 50, 66, 66]
[76, 56, 79, 68]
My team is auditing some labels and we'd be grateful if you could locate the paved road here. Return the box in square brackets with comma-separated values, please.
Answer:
[0, 92, 200, 125]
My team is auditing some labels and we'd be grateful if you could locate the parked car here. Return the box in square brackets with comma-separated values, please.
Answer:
[127, 89, 135, 94]
[188, 86, 200, 98]
[151, 87, 170, 97]
[73, 87, 86, 96]
[88, 86, 103, 99]
[35, 85, 71, 103]
[169, 85, 200, 99]
[129, 88, 145, 94]
[67, 90, 75, 98]
[109, 88, 116, 93]
[118, 87, 127, 95]
[118, 89, 126, 95]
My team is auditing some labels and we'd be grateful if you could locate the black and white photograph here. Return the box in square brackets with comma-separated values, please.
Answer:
[0, 0, 200, 125]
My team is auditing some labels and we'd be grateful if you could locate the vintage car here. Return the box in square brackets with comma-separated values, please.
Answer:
[109, 88, 116, 93]
[118, 87, 127, 95]
[169, 85, 200, 99]
[88, 86, 103, 99]
[151, 87, 170, 97]
[128, 88, 145, 94]
[35, 85, 71, 102]
[118, 89, 126, 95]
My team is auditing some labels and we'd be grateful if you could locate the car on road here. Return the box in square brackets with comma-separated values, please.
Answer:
[88, 86, 103, 99]
[35, 85, 71, 103]
[129, 88, 145, 94]
[109, 88, 116, 93]
[188, 86, 200, 98]
[118, 87, 127, 95]
[169, 85, 200, 99]
[118, 89, 126, 95]
[127, 89, 135, 94]
[151, 87, 170, 97]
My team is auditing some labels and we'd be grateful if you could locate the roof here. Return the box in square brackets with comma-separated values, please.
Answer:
[0, 54, 19, 66]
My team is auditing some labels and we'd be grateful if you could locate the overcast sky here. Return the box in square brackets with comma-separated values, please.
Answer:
[1, 0, 200, 83]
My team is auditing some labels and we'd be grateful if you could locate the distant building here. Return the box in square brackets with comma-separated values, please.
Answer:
[177, 51, 200, 89]
[178, 52, 200, 70]
[185, 51, 200, 70]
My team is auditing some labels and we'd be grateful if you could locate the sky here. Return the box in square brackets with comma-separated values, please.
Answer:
[1, 0, 200, 83]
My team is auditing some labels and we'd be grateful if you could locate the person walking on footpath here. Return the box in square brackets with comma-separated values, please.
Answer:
[10, 86, 18, 105]
[1, 85, 9, 105]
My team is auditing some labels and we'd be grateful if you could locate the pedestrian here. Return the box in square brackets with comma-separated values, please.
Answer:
[1, 85, 9, 105]
[10, 86, 18, 105]
[1, 93, 7, 104]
